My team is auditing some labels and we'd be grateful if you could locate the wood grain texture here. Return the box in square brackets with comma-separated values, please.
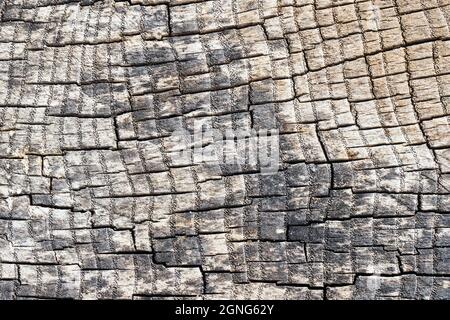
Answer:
[0, 0, 450, 300]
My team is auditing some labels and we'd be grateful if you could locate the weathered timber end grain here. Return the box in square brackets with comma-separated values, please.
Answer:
[0, 0, 450, 300]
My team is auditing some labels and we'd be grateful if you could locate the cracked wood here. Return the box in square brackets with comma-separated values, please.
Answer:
[0, 0, 450, 300]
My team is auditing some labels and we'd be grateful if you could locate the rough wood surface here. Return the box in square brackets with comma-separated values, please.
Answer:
[0, 0, 450, 300]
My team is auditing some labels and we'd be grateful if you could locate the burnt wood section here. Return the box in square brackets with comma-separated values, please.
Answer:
[0, 0, 450, 300]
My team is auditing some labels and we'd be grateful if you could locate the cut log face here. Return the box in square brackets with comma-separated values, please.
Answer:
[0, 0, 449, 300]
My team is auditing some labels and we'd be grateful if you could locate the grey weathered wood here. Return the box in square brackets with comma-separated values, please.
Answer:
[0, 0, 449, 300]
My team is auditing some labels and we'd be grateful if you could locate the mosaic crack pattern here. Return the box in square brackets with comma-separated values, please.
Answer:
[0, 0, 450, 300]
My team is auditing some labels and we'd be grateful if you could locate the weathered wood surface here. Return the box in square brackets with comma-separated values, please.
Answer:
[0, 0, 450, 300]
